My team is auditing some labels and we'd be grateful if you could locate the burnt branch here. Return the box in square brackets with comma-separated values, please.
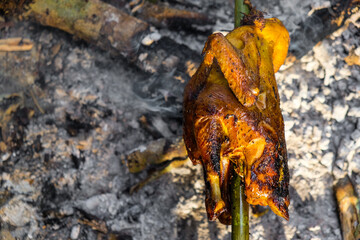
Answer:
[289, 0, 360, 59]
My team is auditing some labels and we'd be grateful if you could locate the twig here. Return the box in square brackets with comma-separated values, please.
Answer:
[334, 175, 360, 240]
[29, 88, 45, 114]
[0, 38, 33, 51]
[231, 0, 250, 239]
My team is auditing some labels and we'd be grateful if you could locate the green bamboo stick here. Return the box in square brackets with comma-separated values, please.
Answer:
[234, 0, 250, 28]
[232, 0, 250, 239]
[231, 169, 249, 240]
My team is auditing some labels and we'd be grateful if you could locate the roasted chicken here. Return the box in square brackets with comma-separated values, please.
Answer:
[183, 17, 290, 224]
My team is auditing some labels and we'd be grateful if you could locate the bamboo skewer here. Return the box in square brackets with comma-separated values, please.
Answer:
[231, 169, 249, 240]
[231, 0, 250, 239]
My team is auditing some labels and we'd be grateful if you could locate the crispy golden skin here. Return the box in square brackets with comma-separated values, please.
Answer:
[183, 18, 290, 224]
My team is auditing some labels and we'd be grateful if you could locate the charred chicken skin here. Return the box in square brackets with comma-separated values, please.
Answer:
[183, 18, 290, 224]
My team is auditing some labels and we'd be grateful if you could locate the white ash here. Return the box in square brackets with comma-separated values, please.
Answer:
[76, 193, 121, 219]
[70, 225, 81, 240]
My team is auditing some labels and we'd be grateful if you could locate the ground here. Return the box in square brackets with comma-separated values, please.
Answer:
[0, 0, 359, 239]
